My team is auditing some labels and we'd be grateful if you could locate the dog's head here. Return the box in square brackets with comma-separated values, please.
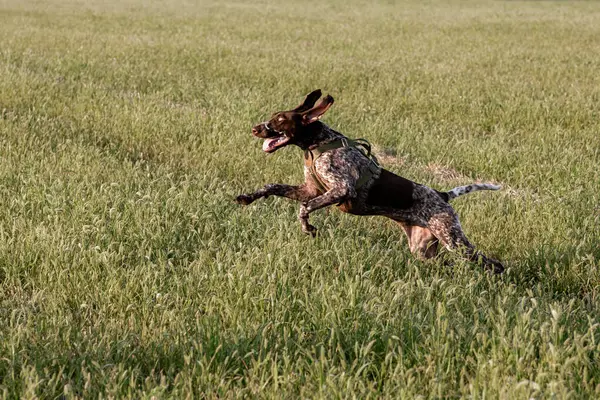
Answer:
[251, 89, 334, 153]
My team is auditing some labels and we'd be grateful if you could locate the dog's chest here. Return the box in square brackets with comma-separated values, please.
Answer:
[308, 149, 381, 214]
[308, 150, 362, 190]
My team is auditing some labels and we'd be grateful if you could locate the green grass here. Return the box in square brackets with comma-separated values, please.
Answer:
[1, 0, 600, 397]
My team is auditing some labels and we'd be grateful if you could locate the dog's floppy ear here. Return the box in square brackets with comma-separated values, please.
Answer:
[292, 89, 322, 112]
[302, 95, 334, 125]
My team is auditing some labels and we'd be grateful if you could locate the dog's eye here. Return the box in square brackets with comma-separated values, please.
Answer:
[277, 117, 285, 122]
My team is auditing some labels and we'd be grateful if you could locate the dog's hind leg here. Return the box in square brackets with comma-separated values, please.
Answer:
[395, 222, 439, 259]
[427, 212, 504, 274]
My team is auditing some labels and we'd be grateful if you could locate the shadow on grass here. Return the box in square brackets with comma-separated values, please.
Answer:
[504, 242, 600, 301]
[1, 311, 426, 398]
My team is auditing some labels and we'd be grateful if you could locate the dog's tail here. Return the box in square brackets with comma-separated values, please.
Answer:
[445, 183, 501, 201]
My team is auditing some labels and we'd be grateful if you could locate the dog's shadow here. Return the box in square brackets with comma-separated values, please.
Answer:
[502, 243, 600, 302]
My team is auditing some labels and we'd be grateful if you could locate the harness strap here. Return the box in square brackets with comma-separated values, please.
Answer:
[304, 138, 379, 194]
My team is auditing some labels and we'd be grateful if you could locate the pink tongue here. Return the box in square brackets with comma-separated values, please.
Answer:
[262, 138, 278, 152]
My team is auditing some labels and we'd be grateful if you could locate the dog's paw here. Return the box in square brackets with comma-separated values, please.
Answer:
[481, 257, 505, 275]
[302, 223, 318, 238]
[488, 260, 505, 275]
[235, 194, 254, 205]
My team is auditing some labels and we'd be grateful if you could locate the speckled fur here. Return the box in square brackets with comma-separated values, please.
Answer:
[235, 90, 504, 273]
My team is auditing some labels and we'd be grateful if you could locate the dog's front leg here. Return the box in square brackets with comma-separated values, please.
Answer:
[298, 185, 356, 236]
[236, 183, 317, 205]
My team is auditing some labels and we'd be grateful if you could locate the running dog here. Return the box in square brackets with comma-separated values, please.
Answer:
[235, 90, 504, 273]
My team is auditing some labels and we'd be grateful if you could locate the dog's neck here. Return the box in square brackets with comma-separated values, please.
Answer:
[297, 122, 346, 151]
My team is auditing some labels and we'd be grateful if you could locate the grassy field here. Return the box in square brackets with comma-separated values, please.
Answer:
[1, 0, 600, 397]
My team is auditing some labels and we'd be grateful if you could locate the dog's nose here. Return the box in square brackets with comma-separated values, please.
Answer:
[252, 126, 259, 135]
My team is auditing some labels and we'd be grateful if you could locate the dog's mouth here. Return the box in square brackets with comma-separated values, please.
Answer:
[254, 122, 291, 153]
[262, 135, 290, 153]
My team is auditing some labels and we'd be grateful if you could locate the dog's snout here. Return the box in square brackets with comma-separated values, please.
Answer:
[252, 123, 268, 137]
